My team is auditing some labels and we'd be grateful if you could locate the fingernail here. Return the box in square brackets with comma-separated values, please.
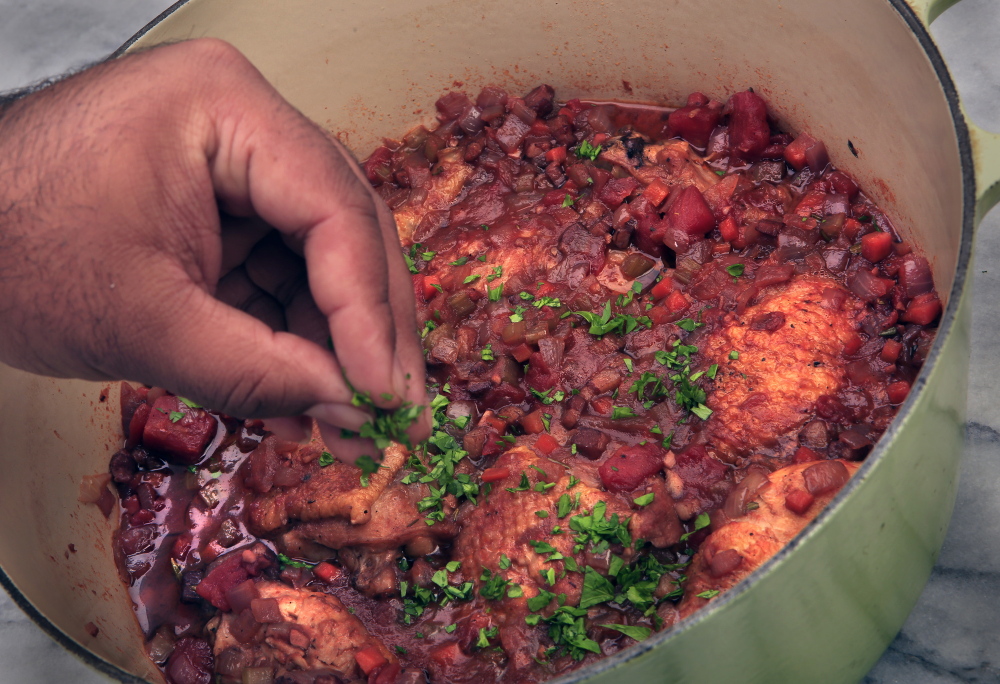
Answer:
[392, 358, 409, 401]
[306, 403, 372, 431]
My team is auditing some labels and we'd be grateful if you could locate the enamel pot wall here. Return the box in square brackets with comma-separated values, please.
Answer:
[1, 0, 998, 682]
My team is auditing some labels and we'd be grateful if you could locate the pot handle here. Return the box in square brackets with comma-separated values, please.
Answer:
[904, 0, 1000, 221]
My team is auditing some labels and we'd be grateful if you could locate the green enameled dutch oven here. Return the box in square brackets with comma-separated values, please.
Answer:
[1, 0, 999, 681]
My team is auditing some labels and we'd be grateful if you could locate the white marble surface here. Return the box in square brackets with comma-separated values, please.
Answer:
[1, 0, 999, 682]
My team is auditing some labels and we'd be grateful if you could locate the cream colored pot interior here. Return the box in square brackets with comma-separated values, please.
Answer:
[0, 0, 966, 682]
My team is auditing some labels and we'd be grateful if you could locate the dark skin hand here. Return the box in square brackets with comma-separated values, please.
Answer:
[0, 38, 430, 461]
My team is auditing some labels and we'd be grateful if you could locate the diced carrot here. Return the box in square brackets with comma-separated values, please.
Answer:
[535, 434, 560, 455]
[481, 467, 511, 483]
[354, 646, 388, 676]
[861, 231, 893, 263]
[642, 179, 670, 207]
[886, 381, 911, 404]
[593, 133, 609, 145]
[530, 119, 549, 135]
[647, 305, 678, 325]
[792, 446, 819, 464]
[880, 339, 903, 363]
[481, 413, 507, 433]
[784, 489, 815, 515]
[719, 216, 739, 243]
[783, 132, 818, 171]
[650, 277, 674, 301]
[843, 218, 863, 240]
[545, 146, 567, 164]
[313, 562, 340, 584]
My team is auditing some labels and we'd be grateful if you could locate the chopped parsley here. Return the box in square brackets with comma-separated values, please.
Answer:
[481, 344, 495, 361]
[450, 257, 469, 266]
[488, 282, 504, 302]
[611, 406, 638, 420]
[562, 194, 575, 208]
[633, 492, 655, 507]
[487, 265, 503, 282]
[599, 623, 652, 641]
[318, 450, 335, 467]
[576, 139, 602, 161]
[573, 300, 652, 336]
[464, 274, 482, 284]
[726, 263, 745, 277]
[533, 296, 562, 309]
[680, 512, 711, 542]
[676, 317, 704, 332]
[277, 553, 313, 569]
[510, 306, 527, 323]
[696, 589, 721, 599]
[729, 350, 740, 360]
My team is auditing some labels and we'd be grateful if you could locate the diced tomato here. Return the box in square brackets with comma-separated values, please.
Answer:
[525, 352, 559, 391]
[311, 562, 339, 584]
[599, 443, 664, 492]
[881, 339, 903, 363]
[842, 332, 863, 356]
[642, 179, 671, 207]
[667, 186, 716, 236]
[545, 145, 567, 164]
[718, 216, 739, 243]
[784, 132, 820, 171]
[530, 118, 550, 135]
[843, 218, 863, 241]
[647, 305, 677, 325]
[510, 343, 533, 363]
[598, 177, 640, 209]
[827, 170, 859, 198]
[481, 467, 511, 483]
[355, 646, 388, 676]
[792, 446, 819, 464]
[520, 409, 547, 435]
[480, 413, 507, 433]
[535, 434, 560, 455]
[861, 231, 893, 263]
[886, 381, 911, 404]
[142, 396, 216, 465]
[543, 189, 571, 206]
[126, 401, 151, 448]
[195, 553, 250, 611]
[666, 97, 722, 148]
[728, 91, 770, 159]
[422, 276, 443, 300]
[901, 292, 942, 325]
[665, 289, 690, 314]
[650, 277, 674, 301]
[793, 189, 827, 219]
[593, 133, 609, 146]
[784, 489, 815, 515]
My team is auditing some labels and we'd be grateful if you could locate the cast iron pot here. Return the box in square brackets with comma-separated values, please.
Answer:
[1, 0, 998, 681]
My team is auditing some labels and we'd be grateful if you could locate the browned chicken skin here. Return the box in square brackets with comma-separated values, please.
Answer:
[209, 581, 396, 682]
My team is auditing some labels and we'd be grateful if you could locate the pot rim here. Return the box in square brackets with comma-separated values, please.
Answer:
[0, 0, 977, 681]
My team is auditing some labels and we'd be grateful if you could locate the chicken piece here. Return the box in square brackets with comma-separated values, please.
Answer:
[600, 136, 720, 193]
[451, 447, 633, 610]
[676, 459, 861, 619]
[210, 581, 396, 681]
[247, 433, 409, 534]
[394, 156, 475, 244]
[293, 481, 459, 553]
[701, 276, 864, 460]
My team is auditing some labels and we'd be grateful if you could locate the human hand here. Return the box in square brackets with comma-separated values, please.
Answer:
[0, 38, 429, 460]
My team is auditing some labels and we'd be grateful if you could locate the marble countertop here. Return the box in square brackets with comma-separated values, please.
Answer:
[1, 1, 999, 682]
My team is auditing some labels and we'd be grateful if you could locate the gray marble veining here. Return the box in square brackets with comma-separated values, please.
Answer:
[1, 0, 999, 682]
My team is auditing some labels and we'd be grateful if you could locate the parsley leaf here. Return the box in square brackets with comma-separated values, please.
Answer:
[633, 492, 655, 506]
[680, 512, 711, 542]
[599, 623, 652, 641]
[481, 344, 495, 361]
[576, 139, 602, 161]
[726, 264, 745, 277]
[318, 451, 335, 467]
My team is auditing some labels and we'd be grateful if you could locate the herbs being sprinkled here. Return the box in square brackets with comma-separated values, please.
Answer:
[400, 393, 481, 524]
[340, 383, 425, 452]
[576, 139, 602, 161]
